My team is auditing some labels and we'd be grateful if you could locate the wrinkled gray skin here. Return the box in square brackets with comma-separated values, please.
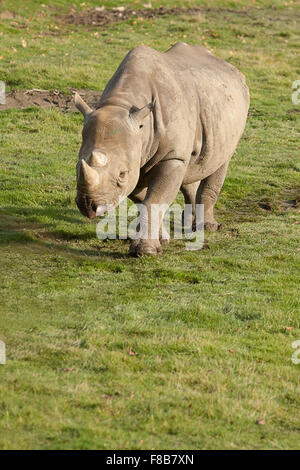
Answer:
[75, 42, 249, 256]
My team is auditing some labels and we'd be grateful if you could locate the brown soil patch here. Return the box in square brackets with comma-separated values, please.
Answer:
[258, 202, 272, 211]
[280, 198, 300, 211]
[62, 6, 248, 28]
[0, 89, 101, 112]
[0, 10, 16, 20]
[286, 109, 300, 114]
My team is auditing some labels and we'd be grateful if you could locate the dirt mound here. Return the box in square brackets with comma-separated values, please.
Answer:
[0, 89, 101, 112]
[63, 6, 226, 27]
[62, 5, 300, 28]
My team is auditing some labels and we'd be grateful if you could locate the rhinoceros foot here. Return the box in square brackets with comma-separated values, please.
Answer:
[130, 238, 162, 257]
[203, 220, 222, 232]
[185, 217, 222, 232]
[159, 224, 170, 246]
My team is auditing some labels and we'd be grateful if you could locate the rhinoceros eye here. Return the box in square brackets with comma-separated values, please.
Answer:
[119, 171, 126, 178]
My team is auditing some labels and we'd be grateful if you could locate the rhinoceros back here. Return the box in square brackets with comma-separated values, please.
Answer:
[98, 43, 250, 181]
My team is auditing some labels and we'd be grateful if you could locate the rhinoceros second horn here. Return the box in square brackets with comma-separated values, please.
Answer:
[89, 151, 107, 168]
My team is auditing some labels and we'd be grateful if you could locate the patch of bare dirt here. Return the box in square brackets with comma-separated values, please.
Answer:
[62, 6, 249, 28]
[286, 109, 300, 114]
[258, 201, 272, 211]
[280, 198, 300, 211]
[0, 89, 101, 112]
[0, 10, 16, 20]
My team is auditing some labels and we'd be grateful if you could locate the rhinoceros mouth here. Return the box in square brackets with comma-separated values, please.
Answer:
[75, 194, 97, 219]
[96, 205, 109, 217]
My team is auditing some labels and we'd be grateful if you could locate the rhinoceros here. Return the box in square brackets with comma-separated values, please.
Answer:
[75, 42, 249, 256]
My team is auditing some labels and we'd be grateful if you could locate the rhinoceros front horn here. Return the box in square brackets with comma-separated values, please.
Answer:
[78, 159, 99, 187]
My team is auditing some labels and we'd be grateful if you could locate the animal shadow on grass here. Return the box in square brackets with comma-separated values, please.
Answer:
[0, 207, 127, 259]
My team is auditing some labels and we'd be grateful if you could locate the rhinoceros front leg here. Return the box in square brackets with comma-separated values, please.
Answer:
[196, 160, 230, 231]
[129, 159, 186, 257]
[129, 187, 170, 246]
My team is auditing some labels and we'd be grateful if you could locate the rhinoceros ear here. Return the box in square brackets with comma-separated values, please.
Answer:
[130, 98, 156, 127]
[78, 159, 99, 186]
[74, 92, 92, 118]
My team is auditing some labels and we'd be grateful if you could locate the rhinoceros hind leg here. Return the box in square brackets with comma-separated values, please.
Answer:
[196, 160, 230, 231]
[181, 181, 199, 229]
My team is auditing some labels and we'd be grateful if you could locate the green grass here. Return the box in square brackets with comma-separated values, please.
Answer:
[0, 0, 300, 450]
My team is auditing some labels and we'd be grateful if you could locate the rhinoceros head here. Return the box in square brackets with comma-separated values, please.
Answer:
[74, 93, 154, 219]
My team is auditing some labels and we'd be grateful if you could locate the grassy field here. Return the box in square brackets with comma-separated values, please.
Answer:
[0, 0, 300, 450]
